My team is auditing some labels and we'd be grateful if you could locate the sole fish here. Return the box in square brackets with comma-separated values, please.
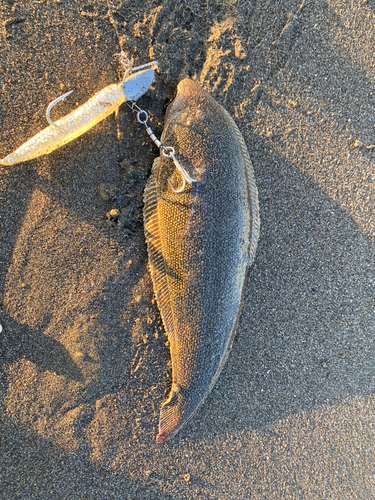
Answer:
[143, 79, 259, 443]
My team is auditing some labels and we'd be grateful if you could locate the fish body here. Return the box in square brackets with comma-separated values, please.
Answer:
[0, 67, 156, 166]
[143, 79, 259, 442]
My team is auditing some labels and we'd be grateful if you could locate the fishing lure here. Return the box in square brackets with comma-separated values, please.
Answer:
[0, 60, 158, 166]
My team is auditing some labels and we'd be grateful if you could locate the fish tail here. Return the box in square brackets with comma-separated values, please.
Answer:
[156, 383, 186, 443]
[156, 401, 182, 443]
[156, 383, 204, 443]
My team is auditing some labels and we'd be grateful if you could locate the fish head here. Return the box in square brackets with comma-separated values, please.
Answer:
[161, 79, 219, 186]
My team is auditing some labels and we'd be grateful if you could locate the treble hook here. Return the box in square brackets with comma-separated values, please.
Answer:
[46, 90, 74, 127]
[162, 146, 197, 194]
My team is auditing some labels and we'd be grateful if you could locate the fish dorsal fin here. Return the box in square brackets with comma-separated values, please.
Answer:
[143, 158, 176, 338]
[222, 108, 260, 265]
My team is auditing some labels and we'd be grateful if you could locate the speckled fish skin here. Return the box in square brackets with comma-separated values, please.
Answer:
[144, 79, 259, 443]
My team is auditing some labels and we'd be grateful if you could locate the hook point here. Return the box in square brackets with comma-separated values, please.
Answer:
[46, 90, 74, 127]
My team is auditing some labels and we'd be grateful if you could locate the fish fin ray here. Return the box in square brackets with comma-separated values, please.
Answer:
[143, 158, 176, 338]
[223, 109, 260, 265]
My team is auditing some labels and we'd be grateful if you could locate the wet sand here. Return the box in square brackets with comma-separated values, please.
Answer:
[1, 0, 375, 498]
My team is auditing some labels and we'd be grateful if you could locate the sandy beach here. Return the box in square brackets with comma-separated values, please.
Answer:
[1, 0, 375, 498]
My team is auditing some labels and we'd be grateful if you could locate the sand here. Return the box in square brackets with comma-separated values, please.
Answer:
[1, 0, 375, 498]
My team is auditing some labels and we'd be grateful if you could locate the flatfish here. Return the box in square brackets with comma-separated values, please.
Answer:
[143, 79, 259, 443]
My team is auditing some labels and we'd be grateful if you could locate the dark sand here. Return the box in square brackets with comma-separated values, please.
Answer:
[1, 0, 375, 498]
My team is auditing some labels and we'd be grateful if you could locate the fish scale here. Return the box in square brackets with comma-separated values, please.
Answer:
[143, 79, 260, 443]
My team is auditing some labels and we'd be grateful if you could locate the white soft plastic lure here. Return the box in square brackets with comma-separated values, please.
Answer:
[0, 61, 158, 166]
